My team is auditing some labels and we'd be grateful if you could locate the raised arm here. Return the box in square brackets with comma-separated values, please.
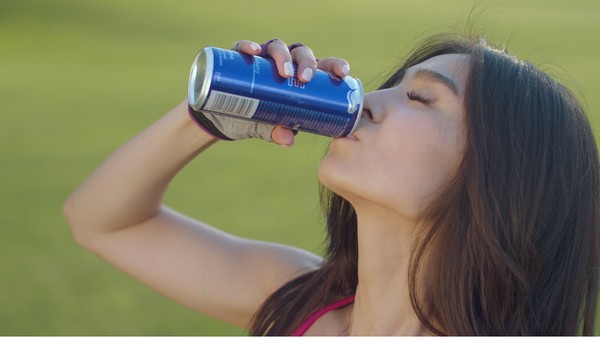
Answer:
[63, 39, 350, 329]
[63, 98, 321, 327]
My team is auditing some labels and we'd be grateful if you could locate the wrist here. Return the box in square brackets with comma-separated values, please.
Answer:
[187, 105, 232, 141]
[168, 100, 219, 151]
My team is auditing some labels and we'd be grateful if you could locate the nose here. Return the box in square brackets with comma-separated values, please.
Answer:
[361, 107, 374, 121]
[362, 90, 384, 123]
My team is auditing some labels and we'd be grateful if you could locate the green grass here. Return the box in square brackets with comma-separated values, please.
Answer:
[1, 0, 599, 335]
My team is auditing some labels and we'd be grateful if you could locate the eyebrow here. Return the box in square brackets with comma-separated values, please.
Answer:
[412, 69, 459, 96]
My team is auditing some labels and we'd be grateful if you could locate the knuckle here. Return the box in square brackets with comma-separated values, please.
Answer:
[267, 40, 290, 58]
[302, 45, 314, 55]
[305, 59, 318, 69]
[271, 39, 287, 49]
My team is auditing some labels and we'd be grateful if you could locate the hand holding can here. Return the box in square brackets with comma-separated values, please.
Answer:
[187, 41, 363, 142]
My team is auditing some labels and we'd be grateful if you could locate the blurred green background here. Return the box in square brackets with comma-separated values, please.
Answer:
[1, 0, 599, 335]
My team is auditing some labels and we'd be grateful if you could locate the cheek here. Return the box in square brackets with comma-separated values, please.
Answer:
[368, 118, 465, 211]
[317, 116, 465, 217]
[388, 111, 464, 166]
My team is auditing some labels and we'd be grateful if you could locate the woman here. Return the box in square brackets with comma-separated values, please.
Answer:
[63, 34, 599, 335]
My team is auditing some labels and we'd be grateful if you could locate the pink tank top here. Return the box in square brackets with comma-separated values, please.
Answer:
[291, 295, 355, 336]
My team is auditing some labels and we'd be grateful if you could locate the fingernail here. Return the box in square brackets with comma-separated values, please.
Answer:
[284, 62, 294, 77]
[301, 68, 313, 81]
[249, 42, 261, 52]
[342, 64, 350, 75]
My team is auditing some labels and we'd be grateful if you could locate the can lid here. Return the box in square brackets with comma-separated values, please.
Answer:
[188, 47, 214, 110]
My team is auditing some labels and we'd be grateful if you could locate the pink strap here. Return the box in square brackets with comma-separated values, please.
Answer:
[291, 296, 355, 336]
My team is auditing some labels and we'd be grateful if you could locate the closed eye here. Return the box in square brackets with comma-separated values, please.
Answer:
[407, 90, 433, 105]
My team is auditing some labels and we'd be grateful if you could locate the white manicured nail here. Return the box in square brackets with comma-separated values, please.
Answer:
[301, 68, 313, 81]
[249, 42, 261, 52]
[284, 62, 294, 77]
[342, 64, 350, 75]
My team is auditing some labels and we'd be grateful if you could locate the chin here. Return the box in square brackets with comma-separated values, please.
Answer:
[317, 156, 359, 203]
[317, 158, 335, 188]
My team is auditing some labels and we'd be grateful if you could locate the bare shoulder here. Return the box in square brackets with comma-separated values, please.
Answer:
[302, 303, 354, 336]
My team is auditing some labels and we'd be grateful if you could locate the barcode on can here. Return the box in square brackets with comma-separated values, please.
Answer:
[204, 90, 259, 119]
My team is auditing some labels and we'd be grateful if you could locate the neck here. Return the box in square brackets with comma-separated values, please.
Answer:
[348, 203, 428, 336]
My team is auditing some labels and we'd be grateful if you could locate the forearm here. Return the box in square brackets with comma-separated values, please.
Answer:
[64, 100, 217, 237]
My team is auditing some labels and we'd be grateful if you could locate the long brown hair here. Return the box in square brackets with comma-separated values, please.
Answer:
[250, 34, 600, 335]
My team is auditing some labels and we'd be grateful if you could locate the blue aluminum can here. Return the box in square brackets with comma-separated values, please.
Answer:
[188, 46, 363, 137]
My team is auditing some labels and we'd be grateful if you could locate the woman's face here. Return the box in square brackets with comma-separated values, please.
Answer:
[318, 54, 470, 220]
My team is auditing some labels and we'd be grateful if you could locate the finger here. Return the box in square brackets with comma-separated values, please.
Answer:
[270, 126, 296, 147]
[265, 39, 294, 78]
[290, 45, 318, 82]
[233, 40, 262, 55]
[317, 57, 351, 78]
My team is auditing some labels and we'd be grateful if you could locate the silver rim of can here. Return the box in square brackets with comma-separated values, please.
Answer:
[346, 78, 364, 136]
[188, 47, 214, 110]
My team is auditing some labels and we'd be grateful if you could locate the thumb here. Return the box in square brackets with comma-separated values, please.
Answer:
[270, 127, 296, 147]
